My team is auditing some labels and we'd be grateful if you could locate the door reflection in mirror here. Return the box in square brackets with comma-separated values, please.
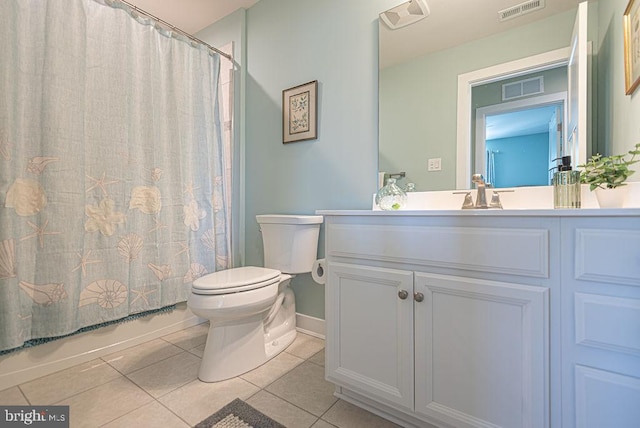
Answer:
[472, 66, 568, 188]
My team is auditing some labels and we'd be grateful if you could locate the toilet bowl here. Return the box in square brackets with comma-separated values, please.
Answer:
[187, 214, 322, 382]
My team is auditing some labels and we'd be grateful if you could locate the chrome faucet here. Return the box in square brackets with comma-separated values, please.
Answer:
[454, 174, 513, 209]
[472, 174, 488, 208]
[454, 175, 514, 209]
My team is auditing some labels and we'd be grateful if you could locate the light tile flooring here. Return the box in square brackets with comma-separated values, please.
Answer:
[0, 323, 401, 428]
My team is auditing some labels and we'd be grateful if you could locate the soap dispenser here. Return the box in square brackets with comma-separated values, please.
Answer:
[552, 156, 581, 209]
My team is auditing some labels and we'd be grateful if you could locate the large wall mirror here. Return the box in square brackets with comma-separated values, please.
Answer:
[379, 0, 589, 191]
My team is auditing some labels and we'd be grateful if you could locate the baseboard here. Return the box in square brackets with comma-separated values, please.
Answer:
[0, 303, 204, 390]
[295, 313, 325, 339]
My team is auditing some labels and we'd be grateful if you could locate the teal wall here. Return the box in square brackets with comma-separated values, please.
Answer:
[380, 9, 577, 192]
[243, 0, 398, 319]
[486, 133, 550, 188]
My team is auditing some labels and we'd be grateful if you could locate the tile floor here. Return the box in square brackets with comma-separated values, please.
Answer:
[0, 323, 401, 428]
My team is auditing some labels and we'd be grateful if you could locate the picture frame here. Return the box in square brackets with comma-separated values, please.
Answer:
[282, 80, 317, 143]
[624, 0, 640, 95]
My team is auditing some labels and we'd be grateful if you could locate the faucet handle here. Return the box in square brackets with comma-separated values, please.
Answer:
[453, 191, 474, 209]
[489, 191, 503, 209]
[489, 190, 515, 209]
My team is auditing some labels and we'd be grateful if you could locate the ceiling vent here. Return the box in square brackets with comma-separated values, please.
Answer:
[498, 0, 545, 22]
[380, 0, 430, 30]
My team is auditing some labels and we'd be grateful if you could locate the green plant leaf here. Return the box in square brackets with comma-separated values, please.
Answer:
[579, 142, 639, 191]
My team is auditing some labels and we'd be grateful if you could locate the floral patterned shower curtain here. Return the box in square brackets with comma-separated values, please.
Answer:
[0, 0, 231, 352]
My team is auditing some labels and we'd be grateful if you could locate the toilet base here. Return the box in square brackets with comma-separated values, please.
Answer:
[197, 290, 298, 383]
[198, 314, 267, 382]
[266, 329, 297, 361]
[198, 323, 297, 382]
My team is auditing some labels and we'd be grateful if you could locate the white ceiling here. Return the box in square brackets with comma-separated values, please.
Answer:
[124, 0, 259, 34]
[486, 105, 558, 140]
[380, 0, 579, 69]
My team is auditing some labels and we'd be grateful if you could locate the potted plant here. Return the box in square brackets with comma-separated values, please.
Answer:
[579, 143, 640, 208]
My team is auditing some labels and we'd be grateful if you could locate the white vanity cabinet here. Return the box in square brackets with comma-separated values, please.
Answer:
[324, 214, 557, 428]
[322, 210, 640, 428]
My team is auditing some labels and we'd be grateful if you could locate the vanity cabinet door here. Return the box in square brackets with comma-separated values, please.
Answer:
[326, 262, 414, 412]
[414, 273, 549, 428]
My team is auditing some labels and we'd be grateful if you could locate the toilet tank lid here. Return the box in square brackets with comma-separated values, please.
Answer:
[256, 214, 323, 225]
[193, 266, 280, 290]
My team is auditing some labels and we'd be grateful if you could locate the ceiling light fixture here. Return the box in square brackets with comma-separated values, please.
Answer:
[380, 0, 430, 30]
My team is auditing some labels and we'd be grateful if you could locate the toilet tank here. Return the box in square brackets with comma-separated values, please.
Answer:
[256, 215, 323, 274]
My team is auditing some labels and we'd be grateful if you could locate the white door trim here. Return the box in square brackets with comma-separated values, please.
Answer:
[456, 47, 571, 189]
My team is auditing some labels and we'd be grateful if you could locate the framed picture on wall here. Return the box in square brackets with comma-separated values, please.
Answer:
[624, 0, 640, 95]
[282, 80, 318, 143]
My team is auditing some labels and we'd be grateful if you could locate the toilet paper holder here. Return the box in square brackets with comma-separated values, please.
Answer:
[312, 258, 326, 285]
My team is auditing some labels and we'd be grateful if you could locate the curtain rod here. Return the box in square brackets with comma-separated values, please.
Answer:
[116, 0, 233, 61]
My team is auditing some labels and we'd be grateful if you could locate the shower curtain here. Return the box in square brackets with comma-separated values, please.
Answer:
[0, 0, 231, 352]
[487, 150, 497, 186]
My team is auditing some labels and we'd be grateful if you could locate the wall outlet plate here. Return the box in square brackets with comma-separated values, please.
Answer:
[428, 158, 442, 171]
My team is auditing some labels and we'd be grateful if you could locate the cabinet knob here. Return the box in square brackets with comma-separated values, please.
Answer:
[414, 292, 424, 302]
[398, 290, 409, 300]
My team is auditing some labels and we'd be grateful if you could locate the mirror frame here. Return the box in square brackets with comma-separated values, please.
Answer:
[455, 47, 572, 189]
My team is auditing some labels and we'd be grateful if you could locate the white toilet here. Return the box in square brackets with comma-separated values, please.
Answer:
[187, 214, 323, 382]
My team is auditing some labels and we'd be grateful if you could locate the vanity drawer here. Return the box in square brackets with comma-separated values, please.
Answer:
[327, 223, 549, 278]
[575, 292, 640, 356]
[574, 228, 640, 288]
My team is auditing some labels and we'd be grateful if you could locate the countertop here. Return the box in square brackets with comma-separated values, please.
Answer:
[316, 208, 640, 217]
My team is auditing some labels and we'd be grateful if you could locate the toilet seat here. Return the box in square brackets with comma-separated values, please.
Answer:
[192, 266, 281, 295]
